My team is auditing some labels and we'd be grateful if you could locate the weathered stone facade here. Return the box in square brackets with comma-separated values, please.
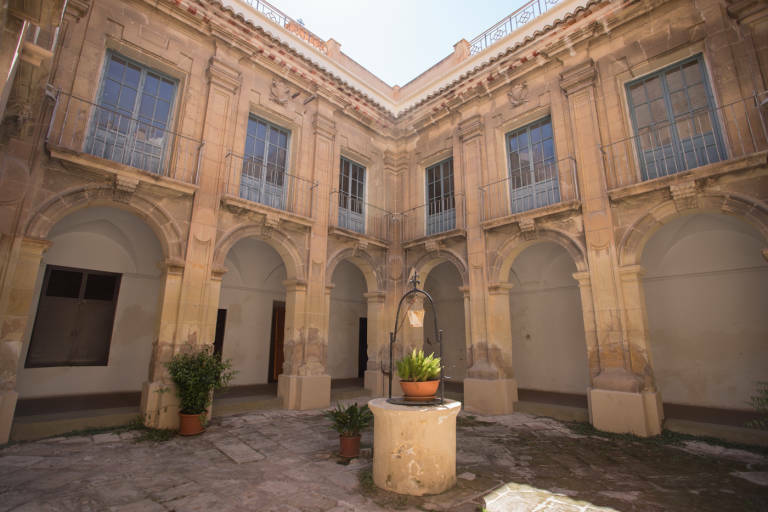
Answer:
[0, 0, 766, 443]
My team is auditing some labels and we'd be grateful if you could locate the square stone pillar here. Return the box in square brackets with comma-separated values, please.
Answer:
[363, 291, 386, 396]
[0, 237, 50, 443]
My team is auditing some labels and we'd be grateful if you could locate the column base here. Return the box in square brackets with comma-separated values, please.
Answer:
[140, 381, 180, 430]
[0, 390, 18, 444]
[464, 378, 518, 415]
[588, 387, 663, 437]
[279, 374, 331, 410]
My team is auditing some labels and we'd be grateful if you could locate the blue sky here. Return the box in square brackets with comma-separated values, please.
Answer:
[272, 0, 526, 86]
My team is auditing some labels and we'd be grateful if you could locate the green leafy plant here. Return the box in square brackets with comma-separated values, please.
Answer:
[165, 345, 236, 414]
[323, 402, 373, 437]
[747, 381, 768, 430]
[396, 348, 441, 382]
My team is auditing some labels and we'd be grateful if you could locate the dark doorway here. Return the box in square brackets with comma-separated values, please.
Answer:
[213, 309, 227, 356]
[268, 301, 286, 382]
[358, 317, 368, 379]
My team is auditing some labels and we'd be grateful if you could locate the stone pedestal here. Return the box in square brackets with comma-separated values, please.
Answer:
[278, 374, 331, 410]
[369, 398, 461, 496]
[464, 378, 518, 415]
[588, 388, 663, 437]
[0, 390, 18, 444]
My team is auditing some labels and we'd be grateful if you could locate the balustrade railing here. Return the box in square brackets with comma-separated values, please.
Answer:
[46, 91, 204, 184]
[401, 194, 466, 243]
[239, 0, 328, 54]
[469, 0, 564, 56]
[328, 190, 392, 242]
[224, 151, 316, 218]
[479, 156, 579, 223]
[602, 93, 768, 190]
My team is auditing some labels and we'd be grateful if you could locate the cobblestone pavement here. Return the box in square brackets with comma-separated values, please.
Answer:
[1, 398, 767, 511]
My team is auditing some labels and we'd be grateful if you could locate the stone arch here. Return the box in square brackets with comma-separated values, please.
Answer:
[213, 223, 305, 281]
[490, 227, 588, 284]
[325, 247, 382, 292]
[410, 248, 468, 287]
[618, 192, 768, 267]
[24, 185, 185, 262]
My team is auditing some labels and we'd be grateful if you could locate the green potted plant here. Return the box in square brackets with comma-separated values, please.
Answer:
[323, 402, 373, 458]
[396, 348, 441, 401]
[165, 344, 236, 435]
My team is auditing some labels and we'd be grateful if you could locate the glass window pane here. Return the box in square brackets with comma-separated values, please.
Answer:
[683, 60, 702, 85]
[124, 63, 141, 88]
[666, 68, 683, 92]
[144, 74, 159, 96]
[645, 77, 662, 100]
[629, 82, 646, 106]
[107, 57, 125, 79]
[650, 99, 668, 123]
[159, 80, 175, 102]
[688, 83, 707, 110]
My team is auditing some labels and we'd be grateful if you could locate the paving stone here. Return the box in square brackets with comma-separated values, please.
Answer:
[0, 455, 43, 467]
[212, 438, 265, 464]
[109, 499, 166, 512]
[93, 433, 123, 444]
[732, 471, 768, 486]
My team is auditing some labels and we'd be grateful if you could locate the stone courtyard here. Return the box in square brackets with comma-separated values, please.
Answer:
[1, 397, 766, 512]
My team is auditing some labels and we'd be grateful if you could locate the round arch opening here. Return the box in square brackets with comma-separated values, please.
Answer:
[329, 260, 368, 382]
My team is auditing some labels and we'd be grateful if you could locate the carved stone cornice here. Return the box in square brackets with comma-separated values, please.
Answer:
[727, 0, 768, 24]
[457, 114, 483, 142]
[207, 57, 241, 94]
[560, 59, 597, 96]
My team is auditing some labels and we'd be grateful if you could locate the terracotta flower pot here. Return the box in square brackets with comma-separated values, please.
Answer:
[179, 412, 205, 436]
[339, 434, 361, 458]
[400, 380, 439, 400]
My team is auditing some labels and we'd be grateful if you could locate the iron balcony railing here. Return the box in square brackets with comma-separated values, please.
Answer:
[401, 193, 466, 243]
[469, 0, 564, 56]
[224, 151, 317, 218]
[46, 91, 204, 184]
[239, 0, 328, 54]
[602, 92, 768, 190]
[479, 156, 579, 223]
[329, 190, 392, 243]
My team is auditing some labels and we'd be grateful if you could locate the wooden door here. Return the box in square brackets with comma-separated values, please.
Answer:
[268, 301, 286, 382]
[358, 317, 368, 379]
[213, 309, 227, 356]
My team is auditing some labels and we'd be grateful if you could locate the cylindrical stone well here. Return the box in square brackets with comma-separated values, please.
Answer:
[369, 398, 461, 496]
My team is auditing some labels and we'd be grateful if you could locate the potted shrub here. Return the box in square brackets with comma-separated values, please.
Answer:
[165, 345, 236, 435]
[323, 402, 373, 458]
[396, 348, 441, 400]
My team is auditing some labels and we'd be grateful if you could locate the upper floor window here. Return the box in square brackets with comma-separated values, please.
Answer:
[241, 115, 290, 210]
[87, 52, 177, 175]
[506, 117, 559, 214]
[426, 158, 455, 235]
[338, 157, 366, 234]
[627, 55, 725, 181]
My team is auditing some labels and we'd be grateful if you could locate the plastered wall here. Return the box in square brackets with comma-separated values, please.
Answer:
[508, 242, 589, 394]
[424, 262, 466, 381]
[643, 213, 768, 410]
[219, 238, 286, 386]
[17, 207, 162, 397]
[328, 260, 366, 379]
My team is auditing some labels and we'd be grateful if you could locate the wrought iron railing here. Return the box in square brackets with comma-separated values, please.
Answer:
[328, 190, 392, 242]
[469, 0, 564, 56]
[401, 193, 466, 243]
[46, 91, 204, 184]
[479, 156, 579, 222]
[224, 151, 317, 218]
[239, 0, 328, 54]
[602, 93, 768, 190]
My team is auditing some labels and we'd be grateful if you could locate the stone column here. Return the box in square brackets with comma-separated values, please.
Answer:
[561, 60, 661, 436]
[277, 108, 336, 410]
[457, 116, 517, 414]
[0, 237, 50, 443]
[363, 291, 386, 396]
[140, 260, 185, 429]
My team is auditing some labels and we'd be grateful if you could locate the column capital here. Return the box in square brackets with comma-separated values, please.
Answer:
[457, 114, 484, 142]
[19, 237, 52, 255]
[313, 113, 336, 139]
[487, 282, 514, 295]
[162, 258, 185, 275]
[364, 291, 386, 303]
[206, 57, 241, 93]
[559, 59, 597, 96]
[571, 271, 592, 285]
[282, 279, 308, 292]
[211, 265, 228, 281]
[617, 264, 646, 281]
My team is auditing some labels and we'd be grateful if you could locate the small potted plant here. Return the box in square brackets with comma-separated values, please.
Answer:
[396, 348, 441, 400]
[323, 402, 373, 458]
[165, 344, 236, 435]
